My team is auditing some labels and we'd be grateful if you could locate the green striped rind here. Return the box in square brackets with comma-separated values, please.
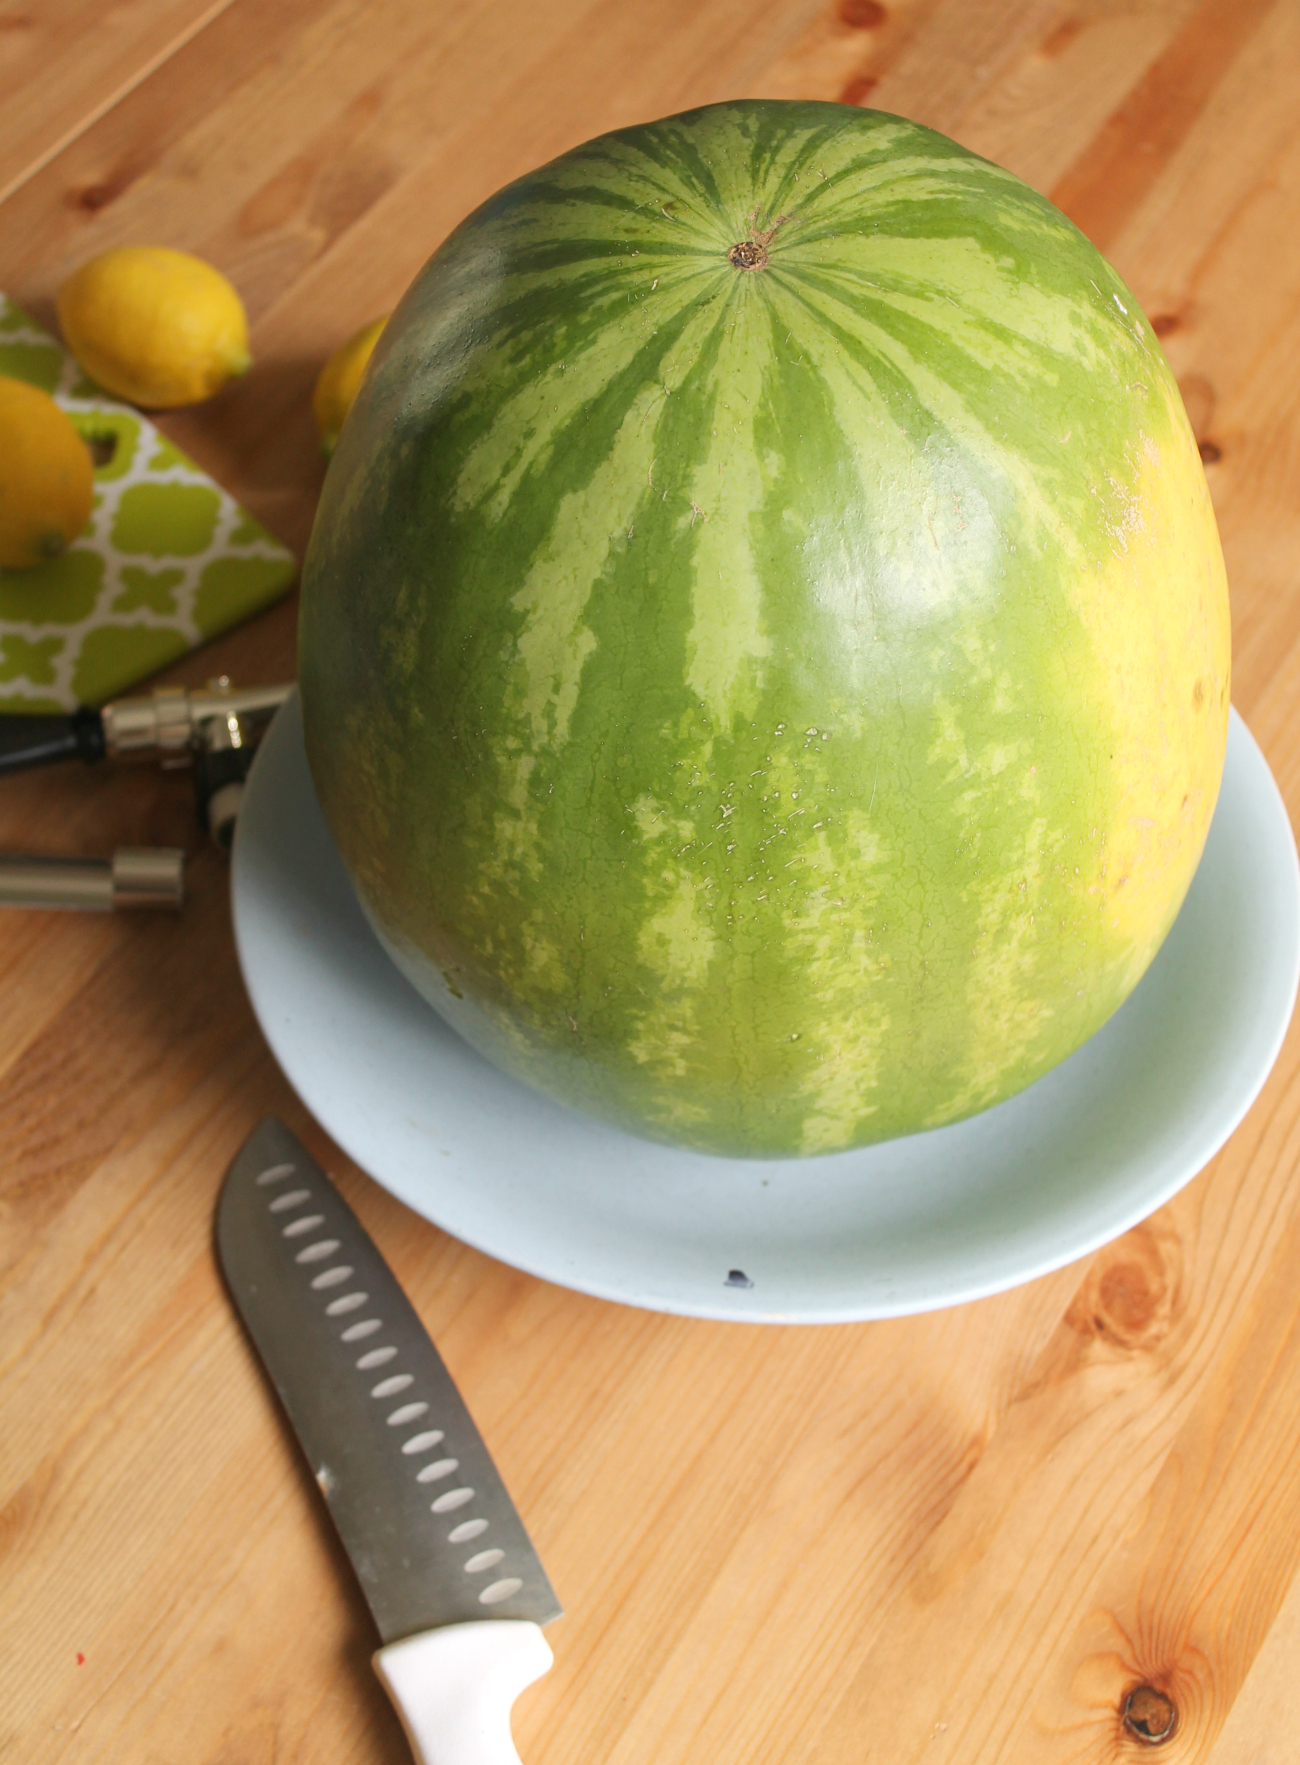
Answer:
[300, 100, 1228, 1157]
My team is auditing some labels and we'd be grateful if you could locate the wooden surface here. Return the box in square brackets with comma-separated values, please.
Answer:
[3, 2, 1300, 1760]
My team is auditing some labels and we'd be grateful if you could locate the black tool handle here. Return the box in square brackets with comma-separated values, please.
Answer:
[0, 707, 106, 775]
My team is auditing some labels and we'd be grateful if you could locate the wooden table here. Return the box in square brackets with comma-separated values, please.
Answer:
[4, 3, 1300, 1760]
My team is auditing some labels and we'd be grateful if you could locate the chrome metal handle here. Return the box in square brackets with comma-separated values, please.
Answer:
[0, 848, 184, 911]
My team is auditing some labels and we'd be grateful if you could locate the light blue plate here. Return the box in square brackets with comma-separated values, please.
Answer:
[233, 697, 1299, 1322]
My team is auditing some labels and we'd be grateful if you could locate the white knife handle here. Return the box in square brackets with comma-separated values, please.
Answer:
[374, 1621, 553, 1765]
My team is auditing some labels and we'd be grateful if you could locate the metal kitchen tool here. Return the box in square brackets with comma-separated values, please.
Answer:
[0, 847, 184, 911]
[0, 678, 293, 848]
[216, 1117, 561, 1765]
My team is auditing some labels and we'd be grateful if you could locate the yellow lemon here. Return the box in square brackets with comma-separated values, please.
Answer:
[313, 315, 389, 457]
[0, 377, 95, 570]
[57, 246, 251, 409]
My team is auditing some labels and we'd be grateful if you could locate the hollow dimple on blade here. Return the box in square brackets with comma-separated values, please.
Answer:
[216, 1117, 561, 1644]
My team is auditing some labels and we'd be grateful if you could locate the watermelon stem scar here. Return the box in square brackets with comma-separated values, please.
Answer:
[727, 205, 795, 271]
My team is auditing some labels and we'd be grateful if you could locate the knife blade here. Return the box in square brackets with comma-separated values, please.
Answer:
[216, 1116, 561, 1765]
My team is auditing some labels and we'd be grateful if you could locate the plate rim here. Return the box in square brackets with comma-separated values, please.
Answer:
[232, 696, 1300, 1322]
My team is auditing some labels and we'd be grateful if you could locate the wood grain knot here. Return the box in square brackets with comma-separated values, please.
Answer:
[1197, 439, 1223, 464]
[1067, 1225, 1180, 1351]
[1039, 17, 1084, 59]
[839, 74, 879, 105]
[1123, 1684, 1177, 1744]
[65, 162, 144, 216]
[0, 1471, 40, 1568]
[71, 183, 118, 213]
[1100, 1261, 1160, 1337]
[838, 0, 886, 27]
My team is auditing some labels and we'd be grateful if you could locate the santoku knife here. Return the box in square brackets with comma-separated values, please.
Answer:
[216, 1117, 562, 1765]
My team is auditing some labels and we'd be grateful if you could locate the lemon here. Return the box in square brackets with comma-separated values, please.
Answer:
[0, 377, 95, 570]
[57, 246, 251, 409]
[313, 315, 389, 456]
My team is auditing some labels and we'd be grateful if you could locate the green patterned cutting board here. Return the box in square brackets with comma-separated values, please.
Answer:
[0, 293, 296, 710]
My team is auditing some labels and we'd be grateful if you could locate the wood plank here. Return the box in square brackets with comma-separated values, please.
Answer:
[832, 0, 1067, 135]
[755, 0, 949, 107]
[1049, 0, 1283, 252]
[1, 1031, 1085, 1762]
[0, 0, 238, 205]
[1206, 1562, 1300, 1763]
[808, 1025, 1300, 1762]
[943, 0, 1206, 191]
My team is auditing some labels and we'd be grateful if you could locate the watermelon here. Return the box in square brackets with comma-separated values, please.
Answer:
[298, 100, 1230, 1159]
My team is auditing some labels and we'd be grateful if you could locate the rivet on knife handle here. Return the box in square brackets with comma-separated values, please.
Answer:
[216, 1118, 561, 1765]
